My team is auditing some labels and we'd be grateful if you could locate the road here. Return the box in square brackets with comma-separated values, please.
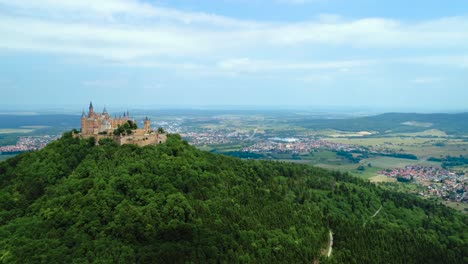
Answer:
[247, 128, 258, 140]
[327, 230, 333, 257]
[364, 204, 383, 227]
[326, 206, 382, 259]
[371, 205, 383, 218]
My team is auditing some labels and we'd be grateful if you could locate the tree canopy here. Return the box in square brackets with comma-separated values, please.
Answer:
[114, 120, 138, 136]
[0, 132, 466, 263]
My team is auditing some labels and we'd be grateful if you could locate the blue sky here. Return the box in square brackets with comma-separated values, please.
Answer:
[0, 0, 467, 111]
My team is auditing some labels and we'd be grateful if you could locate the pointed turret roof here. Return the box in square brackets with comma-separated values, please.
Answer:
[81, 109, 86, 117]
[89, 101, 93, 109]
[103, 106, 108, 114]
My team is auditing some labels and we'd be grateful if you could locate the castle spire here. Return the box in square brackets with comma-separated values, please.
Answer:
[103, 106, 108, 114]
[89, 101, 94, 114]
[81, 109, 86, 118]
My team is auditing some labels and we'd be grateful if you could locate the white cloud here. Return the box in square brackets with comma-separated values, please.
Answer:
[83, 79, 129, 88]
[0, 0, 467, 73]
[397, 55, 468, 68]
[218, 58, 374, 73]
[275, 0, 323, 5]
[0, 0, 258, 27]
[410, 77, 444, 84]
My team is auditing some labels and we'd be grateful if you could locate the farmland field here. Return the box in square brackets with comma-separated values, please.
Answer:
[370, 175, 397, 183]
[0, 128, 35, 134]
[365, 156, 441, 168]
[324, 136, 468, 158]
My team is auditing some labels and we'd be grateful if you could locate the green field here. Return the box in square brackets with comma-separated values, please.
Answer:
[20, 126, 50, 129]
[365, 156, 440, 168]
[443, 201, 468, 213]
[303, 129, 376, 137]
[369, 175, 397, 183]
[325, 136, 468, 159]
[287, 153, 443, 180]
[0, 128, 35, 134]
[325, 136, 441, 146]
[387, 129, 448, 137]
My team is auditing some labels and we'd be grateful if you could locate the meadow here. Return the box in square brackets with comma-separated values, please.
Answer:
[324, 136, 468, 159]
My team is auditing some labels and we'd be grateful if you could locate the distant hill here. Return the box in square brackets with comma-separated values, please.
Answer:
[0, 133, 466, 263]
[295, 112, 468, 135]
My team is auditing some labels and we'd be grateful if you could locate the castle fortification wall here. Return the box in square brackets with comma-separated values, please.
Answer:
[77, 132, 167, 147]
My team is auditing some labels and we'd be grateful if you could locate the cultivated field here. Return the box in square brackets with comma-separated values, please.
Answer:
[324, 136, 468, 159]
[370, 175, 397, 183]
[0, 128, 35, 134]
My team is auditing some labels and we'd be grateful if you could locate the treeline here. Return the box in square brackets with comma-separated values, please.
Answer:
[0, 132, 466, 263]
[221, 151, 266, 159]
[226, 149, 417, 165]
[428, 155, 468, 168]
[336, 150, 362, 163]
[337, 150, 417, 164]
[380, 152, 418, 160]
[442, 155, 468, 168]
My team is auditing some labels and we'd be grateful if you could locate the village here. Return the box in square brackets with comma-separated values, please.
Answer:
[0, 135, 60, 154]
[242, 138, 365, 153]
[379, 165, 467, 203]
[182, 130, 247, 146]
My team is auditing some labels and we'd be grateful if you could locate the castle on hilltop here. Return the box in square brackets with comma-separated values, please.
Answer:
[77, 102, 167, 146]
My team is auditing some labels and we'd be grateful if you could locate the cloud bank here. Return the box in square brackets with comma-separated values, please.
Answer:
[0, 0, 467, 66]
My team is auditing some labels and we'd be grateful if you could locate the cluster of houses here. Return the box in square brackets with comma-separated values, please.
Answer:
[242, 138, 365, 154]
[0, 135, 60, 154]
[183, 130, 253, 146]
[379, 165, 467, 202]
[379, 165, 454, 182]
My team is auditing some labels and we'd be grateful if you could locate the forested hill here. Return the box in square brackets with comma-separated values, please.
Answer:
[0, 133, 466, 263]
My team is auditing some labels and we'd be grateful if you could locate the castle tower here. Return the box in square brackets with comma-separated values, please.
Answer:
[102, 106, 109, 118]
[80, 109, 87, 133]
[88, 101, 94, 117]
[144, 117, 151, 131]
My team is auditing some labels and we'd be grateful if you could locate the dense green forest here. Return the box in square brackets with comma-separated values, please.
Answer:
[0, 132, 466, 263]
